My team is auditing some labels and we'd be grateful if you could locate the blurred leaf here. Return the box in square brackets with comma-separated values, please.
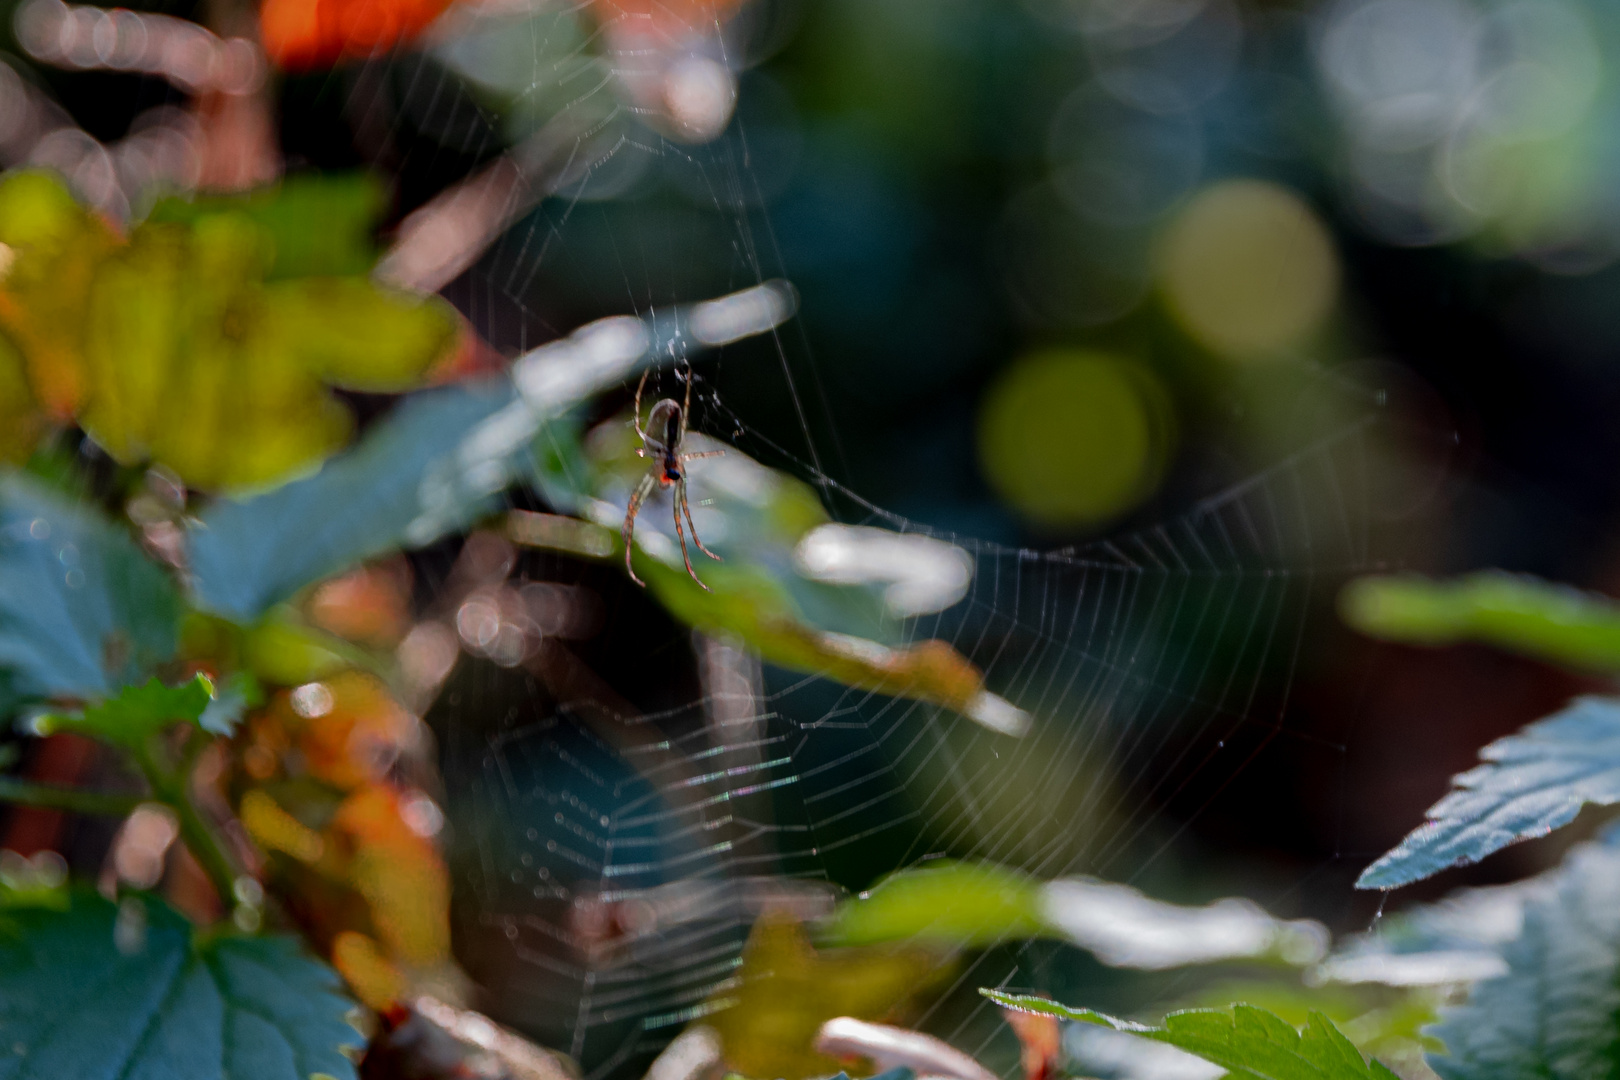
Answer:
[1426, 841, 1620, 1080]
[985, 992, 1401, 1080]
[1341, 572, 1620, 673]
[822, 861, 1047, 948]
[639, 549, 1022, 732]
[189, 382, 512, 620]
[263, 670, 413, 790]
[242, 780, 451, 973]
[328, 784, 450, 967]
[708, 912, 946, 1080]
[79, 214, 458, 493]
[1003, 1003, 1061, 1080]
[149, 173, 386, 279]
[0, 889, 362, 1080]
[199, 671, 264, 735]
[241, 788, 327, 862]
[38, 673, 213, 746]
[584, 416, 1023, 731]
[0, 171, 118, 417]
[1316, 874, 1531, 990]
[266, 277, 460, 391]
[80, 215, 344, 491]
[261, 0, 453, 70]
[1357, 695, 1620, 890]
[0, 172, 455, 492]
[0, 470, 180, 699]
[330, 929, 406, 1011]
[306, 564, 412, 647]
[0, 334, 43, 462]
[242, 614, 369, 687]
[820, 861, 1327, 967]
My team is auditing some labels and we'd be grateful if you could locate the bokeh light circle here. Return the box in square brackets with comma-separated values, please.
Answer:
[1158, 179, 1340, 357]
[977, 349, 1174, 528]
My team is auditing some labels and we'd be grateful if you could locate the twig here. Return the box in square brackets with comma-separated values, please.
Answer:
[131, 740, 241, 908]
[0, 775, 143, 817]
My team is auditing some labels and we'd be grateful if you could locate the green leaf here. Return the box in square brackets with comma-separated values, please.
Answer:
[39, 673, 214, 746]
[821, 861, 1047, 948]
[637, 552, 1004, 725]
[1340, 572, 1620, 672]
[1356, 695, 1620, 890]
[148, 172, 387, 280]
[241, 614, 369, 686]
[0, 470, 180, 700]
[0, 889, 362, 1080]
[198, 671, 263, 735]
[1426, 840, 1620, 1080]
[188, 382, 513, 620]
[983, 991, 1401, 1080]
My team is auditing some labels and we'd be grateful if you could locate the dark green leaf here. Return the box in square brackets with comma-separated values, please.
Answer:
[187, 383, 513, 620]
[0, 470, 180, 700]
[148, 172, 386, 279]
[983, 991, 1401, 1080]
[38, 673, 213, 745]
[1356, 695, 1620, 889]
[1340, 572, 1620, 672]
[1426, 841, 1620, 1080]
[0, 890, 362, 1080]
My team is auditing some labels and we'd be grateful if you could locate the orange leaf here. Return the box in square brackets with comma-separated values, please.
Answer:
[307, 563, 412, 647]
[332, 929, 408, 1010]
[330, 784, 451, 967]
[261, 0, 456, 70]
[272, 670, 415, 790]
[1003, 1003, 1061, 1080]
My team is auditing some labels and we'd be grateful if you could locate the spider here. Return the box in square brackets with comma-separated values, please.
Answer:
[623, 366, 724, 591]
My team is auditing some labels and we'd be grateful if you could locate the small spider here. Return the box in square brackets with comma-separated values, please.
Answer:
[623, 366, 724, 590]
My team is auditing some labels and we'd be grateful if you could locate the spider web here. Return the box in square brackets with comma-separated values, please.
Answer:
[341, 3, 1412, 1077]
[423, 400, 1395, 1078]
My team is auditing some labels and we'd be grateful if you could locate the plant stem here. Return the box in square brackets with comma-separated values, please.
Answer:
[0, 776, 143, 816]
[132, 740, 240, 909]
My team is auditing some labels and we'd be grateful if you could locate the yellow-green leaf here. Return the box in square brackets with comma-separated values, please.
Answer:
[0, 171, 117, 416]
[266, 276, 460, 391]
[71, 210, 455, 492]
[0, 334, 42, 462]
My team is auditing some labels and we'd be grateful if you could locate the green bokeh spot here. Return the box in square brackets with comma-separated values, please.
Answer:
[977, 349, 1174, 529]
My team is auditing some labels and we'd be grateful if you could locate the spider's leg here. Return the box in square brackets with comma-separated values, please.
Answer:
[679, 450, 725, 461]
[622, 470, 658, 587]
[671, 480, 710, 591]
[679, 476, 722, 562]
[633, 370, 651, 443]
[680, 362, 694, 444]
